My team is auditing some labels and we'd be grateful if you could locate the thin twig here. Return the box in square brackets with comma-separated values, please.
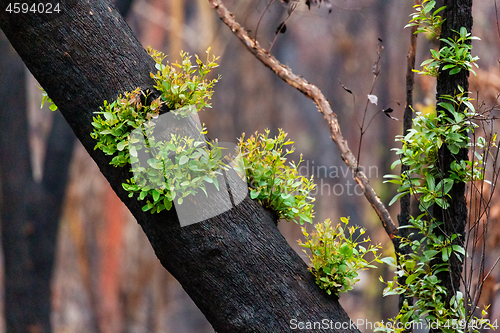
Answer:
[495, 0, 500, 39]
[254, 0, 275, 42]
[357, 45, 382, 166]
[269, 1, 297, 52]
[207, 0, 398, 242]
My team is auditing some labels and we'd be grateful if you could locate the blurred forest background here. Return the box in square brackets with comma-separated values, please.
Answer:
[1, 0, 500, 332]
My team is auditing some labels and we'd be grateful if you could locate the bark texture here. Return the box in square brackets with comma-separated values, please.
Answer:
[0, 0, 359, 331]
[433, 0, 472, 312]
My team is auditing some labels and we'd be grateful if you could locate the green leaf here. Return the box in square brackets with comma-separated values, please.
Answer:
[388, 191, 408, 206]
[423, 0, 436, 14]
[117, 140, 127, 151]
[250, 190, 260, 199]
[152, 190, 160, 202]
[103, 111, 114, 120]
[438, 102, 455, 114]
[298, 213, 312, 223]
[142, 203, 153, 212]
[340, 244, 352, 256]
[390, 159, 401, 169]
[448, 144, 459, 154]
[442, 247, 450, 262]
[406, 274, 418, 285]
[443, 178, 453, 194]
[449, 67, 461, 75]
[129, 146, 137, 157]
[420, 58, 435, 67]
[164, 197, 172, 210]
[460, 26, 467, 38]
[424, 249, 439, 259]
[380, 257, 396, 267]
[179, 156, 189, 165]
[426, 173, 435, 191]
[452, 245, 466, 256]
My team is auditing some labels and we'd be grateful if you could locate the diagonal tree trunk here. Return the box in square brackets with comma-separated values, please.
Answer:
[0, 0, 359, 332]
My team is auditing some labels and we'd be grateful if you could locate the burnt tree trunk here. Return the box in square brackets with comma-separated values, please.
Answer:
[432, 0, 472, 318]
[0, 1, 359, 332]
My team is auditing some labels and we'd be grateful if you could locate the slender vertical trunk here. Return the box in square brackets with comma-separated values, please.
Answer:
[397, 1, 421, 328]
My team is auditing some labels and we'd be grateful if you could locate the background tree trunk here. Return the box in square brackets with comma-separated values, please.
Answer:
[0, 30, 76, 333]
[0, 1, 134, 332]
[0, 28, 43, 333]
[0, 0, 359, 331]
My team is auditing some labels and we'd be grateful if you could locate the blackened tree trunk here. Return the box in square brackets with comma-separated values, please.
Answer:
[0, 1, 359, 332]
[433, 0, 472, 314]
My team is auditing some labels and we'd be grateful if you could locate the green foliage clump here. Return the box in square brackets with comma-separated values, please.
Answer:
[298, 217, 381, 296]
[417, 27, 480, 77]
[236, 129, 316, 225]
[148, 47, 220, 116]
[405, 0, 445, 38]
[384, 86, 484, 211]
[407, 2, 480, 77]
[91, 49, 223, 213]
[123, 124, 224, 213]
[377, 216, 494, 333]
[39, 86, 58, 111]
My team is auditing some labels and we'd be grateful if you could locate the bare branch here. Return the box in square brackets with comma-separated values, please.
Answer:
[208, 0, 398, 241]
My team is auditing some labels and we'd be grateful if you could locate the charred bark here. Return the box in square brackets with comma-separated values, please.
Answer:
[432, 0, 472, 317]
[0, 0, 358, 332]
